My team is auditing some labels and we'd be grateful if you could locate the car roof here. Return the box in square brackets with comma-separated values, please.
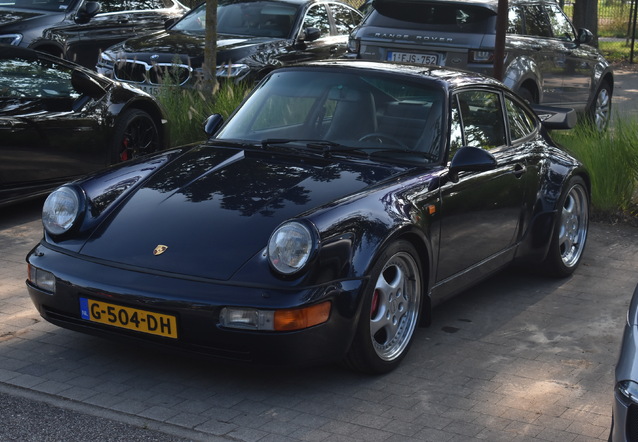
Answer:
[372, 0, 554, 13]
[289, 59, 505, 90]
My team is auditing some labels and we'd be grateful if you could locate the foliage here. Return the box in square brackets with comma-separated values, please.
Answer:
[552, 117, 638, 219]
[156, 80, 250, 147]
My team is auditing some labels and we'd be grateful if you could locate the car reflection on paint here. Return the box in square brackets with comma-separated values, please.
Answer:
[27, 60, 590, 373]
[0, 45, 168, 206]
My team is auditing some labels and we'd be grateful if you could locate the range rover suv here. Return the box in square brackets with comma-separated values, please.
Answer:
[347, 0, 613, 129]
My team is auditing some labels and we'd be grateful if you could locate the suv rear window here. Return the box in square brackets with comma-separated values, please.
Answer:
[367, 2, 495, 33]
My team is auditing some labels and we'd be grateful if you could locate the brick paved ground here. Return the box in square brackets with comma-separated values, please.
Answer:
[1, 191, 637, 441]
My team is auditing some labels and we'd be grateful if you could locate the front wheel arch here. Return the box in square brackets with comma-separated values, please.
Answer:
[344, 239, 425, 374]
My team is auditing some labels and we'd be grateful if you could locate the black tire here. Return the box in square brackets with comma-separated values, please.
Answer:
[517, 87, 536, 105]
[345, 240, 422, 374]
[110, 109, 160, 164]
[541, 176, 589, 277]
[586, 80, 612, 131]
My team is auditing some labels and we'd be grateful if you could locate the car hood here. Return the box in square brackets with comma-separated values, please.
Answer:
[0, 7, 57, 28]
[78, 145, 406, 281]
[108, 29, 283, 66]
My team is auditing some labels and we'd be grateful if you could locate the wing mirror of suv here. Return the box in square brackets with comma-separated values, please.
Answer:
[165, 17, 179, 30]
[204, 114, 224, 137]
[531, 104, 577, 130]
[576, 28, 594, 45]
[75, 1, 101, 24]
[300, 27, 321, 42]
[448, 146, 497, 182]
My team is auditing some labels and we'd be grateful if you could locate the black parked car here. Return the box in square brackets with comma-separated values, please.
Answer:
[96, 0, 362, 91]
[27, 60, 589, 373]
[0, 0, 188, 69]
[347, 0, 613, 130]
[0, 45, 168, 206]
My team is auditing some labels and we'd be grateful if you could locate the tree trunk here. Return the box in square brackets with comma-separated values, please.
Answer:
[572, 0, 599, 46]
[201, 0, 218, 95]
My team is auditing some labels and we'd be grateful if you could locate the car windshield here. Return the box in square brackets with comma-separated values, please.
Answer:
[368, 2, 494, 33]
[217, 68, 445, 163]
[1, 0, 74, 11]
[173, 1, 298, 38]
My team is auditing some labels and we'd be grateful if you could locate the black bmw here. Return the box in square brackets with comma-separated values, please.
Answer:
[26, 60, 589, 373]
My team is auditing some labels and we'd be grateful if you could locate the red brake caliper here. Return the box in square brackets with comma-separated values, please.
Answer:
[371, 289, 380, 319]
[120, 137, 130, 162]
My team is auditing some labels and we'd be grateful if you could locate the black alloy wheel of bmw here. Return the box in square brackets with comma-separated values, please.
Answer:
[110, 109, 160, 164]
[345, 240, 422, 374]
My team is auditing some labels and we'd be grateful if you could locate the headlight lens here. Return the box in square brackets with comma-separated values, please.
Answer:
[42, 186, 81, 235]
[268, 221, 315, 274]
[0, 34, 22, 45]
[215, 63, 250, 78]
[617, 380, 638, 406]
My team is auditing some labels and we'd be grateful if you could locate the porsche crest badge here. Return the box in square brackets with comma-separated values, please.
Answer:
[153, 245, 168, 256]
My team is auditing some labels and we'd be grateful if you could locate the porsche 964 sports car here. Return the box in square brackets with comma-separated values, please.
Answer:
[26, 60, 589, 373]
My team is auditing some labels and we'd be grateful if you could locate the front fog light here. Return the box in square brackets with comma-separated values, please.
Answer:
[28, 264, 56, 293]
[220, 302, 330, 331]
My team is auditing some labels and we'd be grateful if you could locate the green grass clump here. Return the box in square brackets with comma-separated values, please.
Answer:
[553, 118, 638, 217]
[156, 79, 250, 147]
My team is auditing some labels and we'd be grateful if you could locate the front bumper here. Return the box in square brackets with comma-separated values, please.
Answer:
[26, 242, 365, 367]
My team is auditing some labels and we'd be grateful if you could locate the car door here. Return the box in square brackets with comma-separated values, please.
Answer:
[0, 55, 101, 197]
[282, 2, 359, 64]
[436, 89, 528, 284]
[544, 3, 593, 107]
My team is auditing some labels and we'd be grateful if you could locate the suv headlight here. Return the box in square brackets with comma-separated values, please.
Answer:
[216, 63, 250, 78]
[0, 34, 22, 45]
[267, 221, 317, 275]
[42, 186, 83, 235]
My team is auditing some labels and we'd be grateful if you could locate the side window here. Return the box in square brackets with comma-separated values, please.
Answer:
[505, 97, 536, 141]
[454, 90, 506, 150]
[507, 6, 524, 35]
[0, 57, 77, 99]
[303, 4, 331, 37]
[449, 96, 464, 158]
[330, 4, 361, 35]
[523, 5, 552, 37]
[546, 4, 575, 41]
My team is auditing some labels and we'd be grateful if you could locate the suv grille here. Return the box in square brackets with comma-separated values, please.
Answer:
[113, 59, 191, 85]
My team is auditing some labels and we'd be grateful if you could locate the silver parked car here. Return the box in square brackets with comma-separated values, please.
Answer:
[611, 284, 638, 441]
[347, 0, 613, 130]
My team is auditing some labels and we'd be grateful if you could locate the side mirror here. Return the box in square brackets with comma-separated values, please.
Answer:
[165, 17, 178, 30]
[532, 104, 577, 130]
[75, 1, 101, 24]
[448, 146, 496, 181]
[301, 27, 321, 42]
[576, 28, 594, 45]
[204, 114, 224, 137]
[71, 69, 106, 100]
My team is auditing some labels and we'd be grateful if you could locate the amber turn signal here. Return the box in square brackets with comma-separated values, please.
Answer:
[273, 301, 331, 331]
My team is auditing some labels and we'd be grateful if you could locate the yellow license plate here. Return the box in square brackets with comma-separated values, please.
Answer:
[80, 298, 178, 339]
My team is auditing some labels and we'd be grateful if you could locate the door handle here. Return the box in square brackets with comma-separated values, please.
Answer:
[513, 163, 526, 178]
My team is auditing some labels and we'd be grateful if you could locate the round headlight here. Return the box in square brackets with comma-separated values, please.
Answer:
[42, 187, 81, 235]
[268, 221, 316, 275]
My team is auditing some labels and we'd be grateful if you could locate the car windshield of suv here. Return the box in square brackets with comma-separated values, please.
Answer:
[368, 2, 494, 33]
[173, 1, 298, 38]
[3, 0, 74, 11]
[217, 69, 445, 163]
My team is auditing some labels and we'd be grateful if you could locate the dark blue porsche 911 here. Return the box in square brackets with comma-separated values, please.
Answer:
[26, 60, 590, 373]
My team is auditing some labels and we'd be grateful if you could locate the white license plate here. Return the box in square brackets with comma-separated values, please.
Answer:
[387, 51, 439, 65]
[137, 84, 161, 96]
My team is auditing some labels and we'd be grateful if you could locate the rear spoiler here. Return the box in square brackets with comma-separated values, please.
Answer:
[532, 104, 577, 130]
